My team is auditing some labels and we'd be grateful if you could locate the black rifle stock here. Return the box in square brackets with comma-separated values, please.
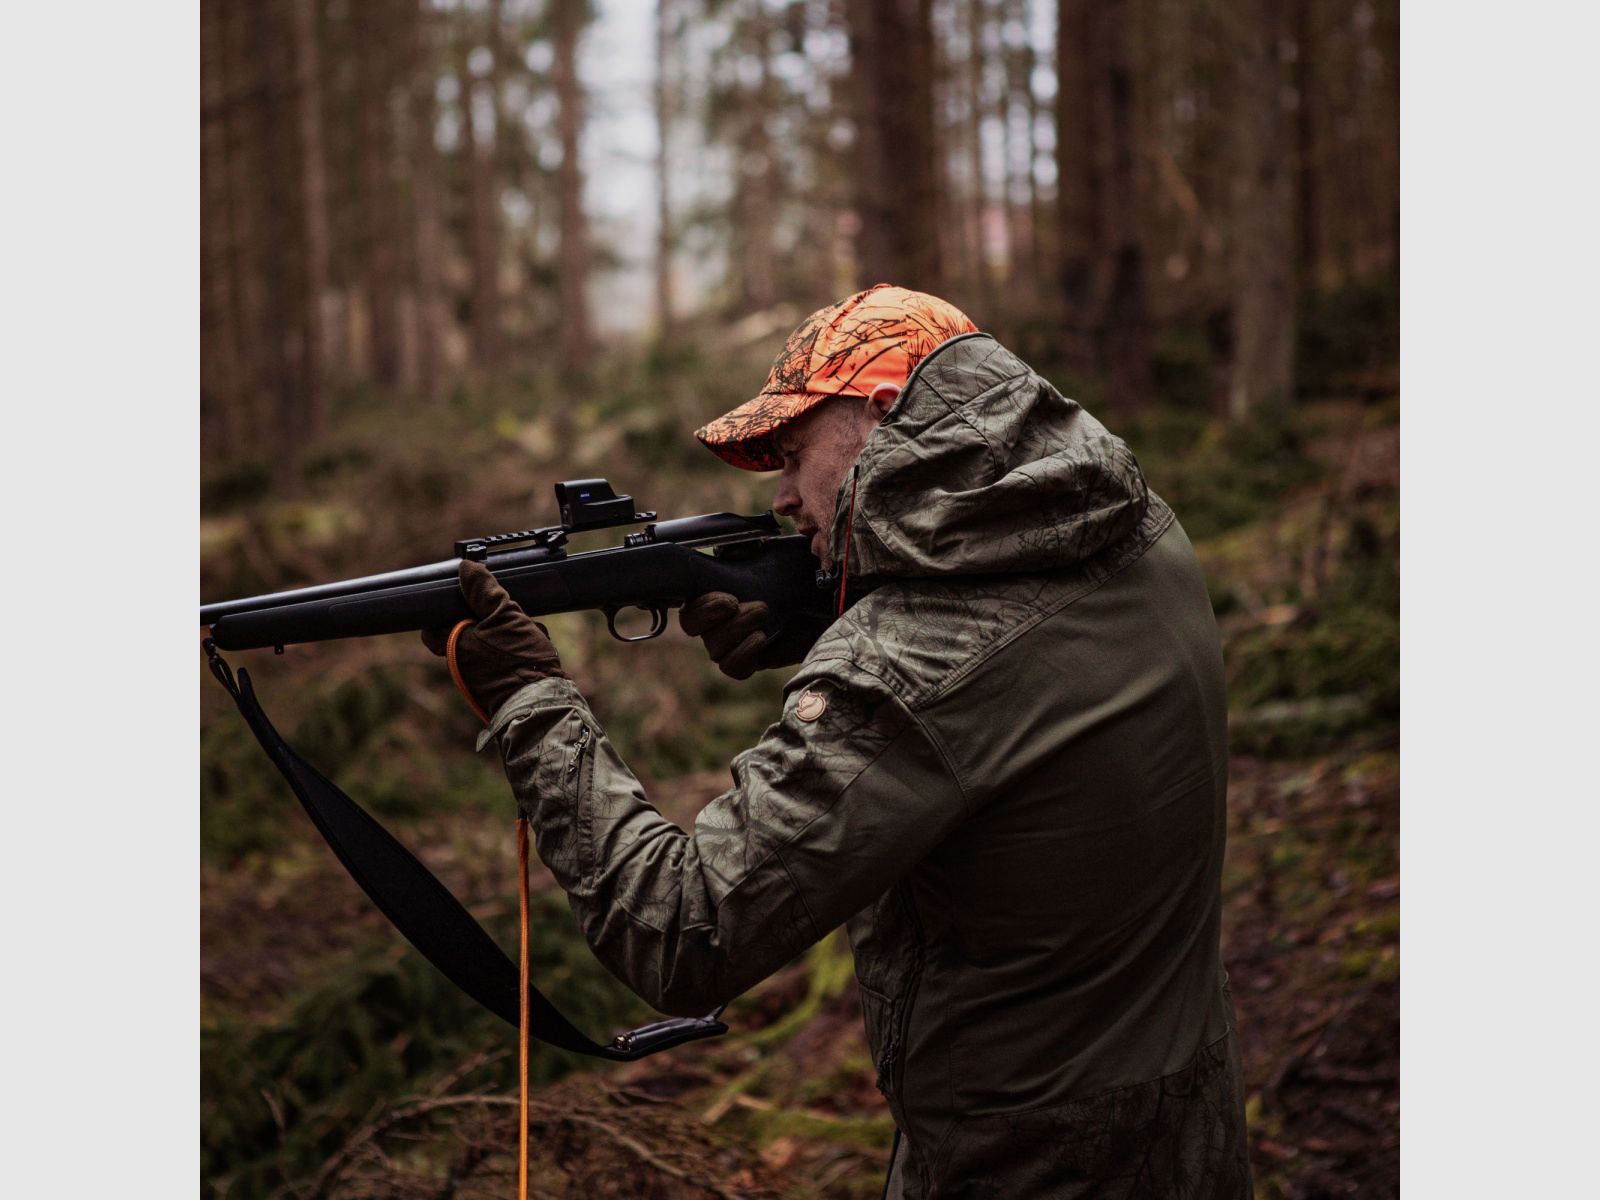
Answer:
[201, 479, 835, 664]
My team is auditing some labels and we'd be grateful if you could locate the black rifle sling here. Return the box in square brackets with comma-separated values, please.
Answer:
[204, 646, 726, 1061]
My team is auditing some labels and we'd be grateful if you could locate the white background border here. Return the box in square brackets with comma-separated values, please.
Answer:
[4, 1, 197, 1189]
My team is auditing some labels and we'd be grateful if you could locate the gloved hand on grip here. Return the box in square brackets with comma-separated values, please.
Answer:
[679, 591, 771, 681]
[422, 560, 566, 720]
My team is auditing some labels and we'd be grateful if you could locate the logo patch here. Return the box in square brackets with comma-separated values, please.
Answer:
[795, 689, 827, 722]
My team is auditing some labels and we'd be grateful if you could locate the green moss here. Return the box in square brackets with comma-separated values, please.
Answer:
[1126, 408, 1322, 542]
[1298, 278, 1400, 398]
[1224, 521, 1399, 757]
[1340, 948, 1378, 979]
[728, 1104, 898, 1152]
[1352, 910, 1402, 941]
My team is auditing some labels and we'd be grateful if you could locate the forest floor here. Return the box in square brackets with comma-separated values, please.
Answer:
[202, 373, 1399, 1200]
[205, 747, 1398, 1200]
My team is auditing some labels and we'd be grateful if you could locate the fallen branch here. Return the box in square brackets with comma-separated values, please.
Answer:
[563, 1111, 744, 1200]
[312, 1090, 747, 1200]
[310, 1093, 524, 1199]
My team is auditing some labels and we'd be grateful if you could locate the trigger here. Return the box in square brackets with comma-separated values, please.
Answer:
[605, 605, 669, 643]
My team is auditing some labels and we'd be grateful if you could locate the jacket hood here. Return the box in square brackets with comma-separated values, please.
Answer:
[828, 333, 1158, 583]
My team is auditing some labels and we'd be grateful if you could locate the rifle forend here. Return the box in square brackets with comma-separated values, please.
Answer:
[201, 478, 835, 665]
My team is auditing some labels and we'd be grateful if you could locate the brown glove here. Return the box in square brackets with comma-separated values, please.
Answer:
[679, 591, 771, 681]
[422, 560, 566, 720]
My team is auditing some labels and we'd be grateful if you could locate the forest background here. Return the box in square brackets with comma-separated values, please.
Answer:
[199, 1, 1399, 1197]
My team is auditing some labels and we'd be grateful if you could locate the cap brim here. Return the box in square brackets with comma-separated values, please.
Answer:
[695, 391, 830, 471]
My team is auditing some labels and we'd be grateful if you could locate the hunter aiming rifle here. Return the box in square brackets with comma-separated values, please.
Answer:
[201, 479, 833, 1066]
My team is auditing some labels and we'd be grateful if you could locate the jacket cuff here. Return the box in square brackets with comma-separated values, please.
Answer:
[475, 675, 588, 752]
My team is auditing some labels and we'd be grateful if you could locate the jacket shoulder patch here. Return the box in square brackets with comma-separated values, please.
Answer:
[794, 689, 827, 722]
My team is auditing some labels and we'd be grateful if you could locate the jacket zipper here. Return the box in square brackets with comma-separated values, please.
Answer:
[568, 725, 596, 883]
[567, 726, 592, 776]
[877, 886, 926, 1104]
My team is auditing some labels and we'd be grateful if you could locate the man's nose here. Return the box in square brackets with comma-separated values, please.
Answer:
[772, 473, 800, 518]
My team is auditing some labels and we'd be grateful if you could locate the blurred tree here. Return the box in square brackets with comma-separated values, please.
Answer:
[1054, 0, 1152, 409]
[219, 0, 269, 457]
[1293, 0, 1320, 284]
[1227, 0, 1296, 416]
[1093, 0, 1153, 412]
[200, 0, 238, 454]
[655, 0, 680, 338]
[456, 5, 503, 369]
[290, 0, 330, 435]
[845, 0, 945, 293]
[1053, 0, 1094, 366]
[357, 2, 402, 386]
[737, 0, 781, 312]
[407, 1, 446, 403]
[551, 0, 595, 371]
[1001, 0, 1043, 304]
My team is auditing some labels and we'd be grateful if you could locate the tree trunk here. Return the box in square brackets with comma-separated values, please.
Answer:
[357, 3, 401, 385]
[1054, 0, 1099, 364]
[1055, 0, 1152, 404]
[1025, 0, 1047, 299]
[734, 0, 779, 311]
[222, 0, 270, 457]
[1227, 0, 1296, 416]
[845, 0, 943, 293]
[1293, 0, 1319, 285]
[409, 1, 446, 401]
[844, 0, 887, 286]
[552, 0, 593, 371]
[1093, 0, 1153, 411]
[966, 0, 995, 310]
[654, 0, 676, 338]
[488, 0, 526, 356]
[1002, 0, 1039, 302]
[289, 0, 330, 437]
[200, 0, 239, 457]
[456, 18, 502, 369]
[1371, 0, 1400, 273]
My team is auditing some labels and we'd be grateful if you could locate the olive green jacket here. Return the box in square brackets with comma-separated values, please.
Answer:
[480, 334, 1251, 1198]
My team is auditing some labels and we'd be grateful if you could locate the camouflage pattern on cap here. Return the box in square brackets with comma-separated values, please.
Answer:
[695, 284, 979, 470]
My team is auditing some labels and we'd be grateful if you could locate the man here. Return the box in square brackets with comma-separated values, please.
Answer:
[430, 284, 1251, 1197]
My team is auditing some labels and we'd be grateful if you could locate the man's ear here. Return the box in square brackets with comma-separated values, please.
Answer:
[867, 383, 901, 422]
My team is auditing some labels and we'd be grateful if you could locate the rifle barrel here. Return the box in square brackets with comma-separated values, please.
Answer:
[199, 545, 560, 628]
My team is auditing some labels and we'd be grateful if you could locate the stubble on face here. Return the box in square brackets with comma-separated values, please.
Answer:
[774, 399, 871, 570]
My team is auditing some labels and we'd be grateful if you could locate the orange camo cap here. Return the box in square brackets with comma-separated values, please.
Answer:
[695, 283, 979, 471]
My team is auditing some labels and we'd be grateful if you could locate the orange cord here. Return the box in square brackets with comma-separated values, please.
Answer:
[445, 619, 491, 724]
[517, 816, 531, 1200]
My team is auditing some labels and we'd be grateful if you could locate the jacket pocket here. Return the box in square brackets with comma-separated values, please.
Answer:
[566, 724, 596, 883]
[849, 885, 926, 1105]
[858, 983, 905, 1100]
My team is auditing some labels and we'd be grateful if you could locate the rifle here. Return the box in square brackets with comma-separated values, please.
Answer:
[202, 477, 834, 660]
[201, 478, 834, 1065]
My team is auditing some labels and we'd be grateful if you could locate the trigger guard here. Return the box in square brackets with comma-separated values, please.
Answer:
[605, 605, 669, 643]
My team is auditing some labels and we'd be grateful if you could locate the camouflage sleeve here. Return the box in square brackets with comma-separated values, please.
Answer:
[477, 660, 967, 1017]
